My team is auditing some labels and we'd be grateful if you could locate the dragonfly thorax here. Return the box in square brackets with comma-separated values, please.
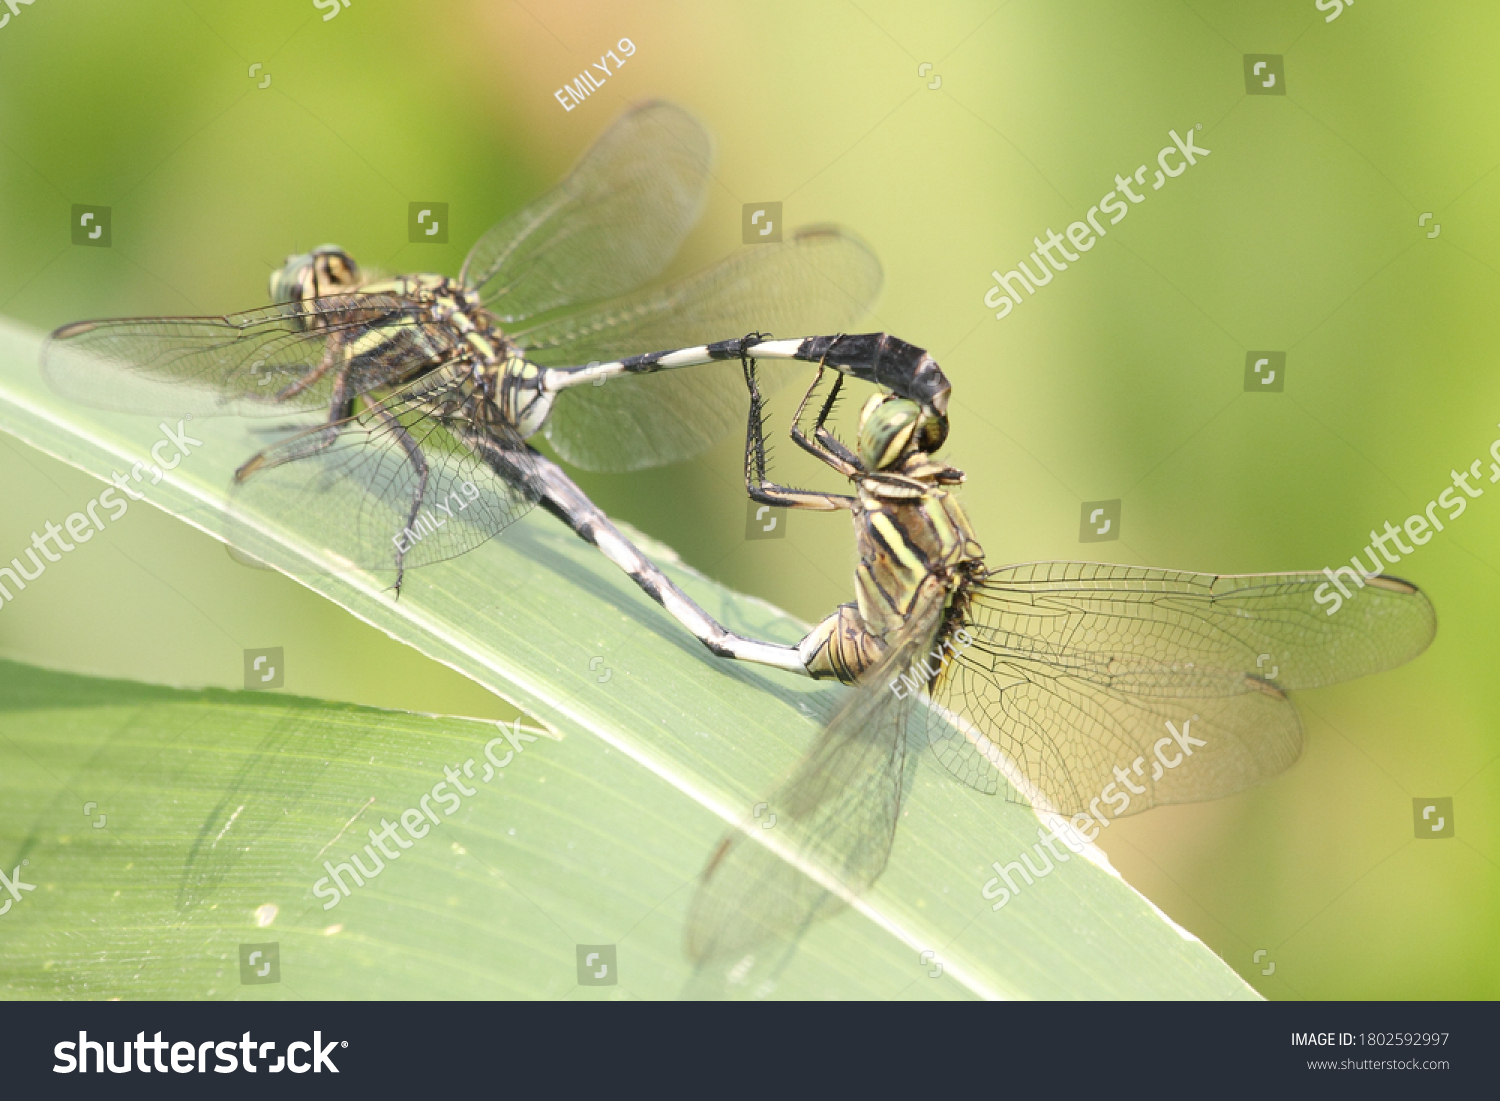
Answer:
[281, 256, 554, 440]
[838, 452, 983, 656]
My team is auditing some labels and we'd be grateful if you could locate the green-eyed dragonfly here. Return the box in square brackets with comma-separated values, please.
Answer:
[41, 102, 947, 666]
[680, 354, 1437, 987]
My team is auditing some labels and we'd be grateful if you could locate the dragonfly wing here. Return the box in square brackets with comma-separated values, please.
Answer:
[41, 294, 435, 417]
[971, 562, 1436, 690]
[226, 368, 541, 578]
[683, 581, 943, 989]
[921, 562, 1435, 812]
[460, 101, 711, 321]
[525, 226, 883, 471]
[925, 658, 1303, 813]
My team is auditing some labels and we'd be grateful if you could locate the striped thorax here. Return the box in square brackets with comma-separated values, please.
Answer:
[801, 394, 985, 682]
[269, 246, 556, 436]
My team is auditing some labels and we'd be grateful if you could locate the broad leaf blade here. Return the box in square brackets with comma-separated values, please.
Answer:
[0, 318, 1256, 999]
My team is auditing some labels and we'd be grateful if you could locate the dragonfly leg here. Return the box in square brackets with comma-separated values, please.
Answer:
[367, 402, 429, 594]
[460, 376, 840, 677]
[314, 369, 356, 441]
[274, 330, 345, 404]
[232, 370, 356, 483]
[789, 364, 861, 476]
[742, 358, 853, 511]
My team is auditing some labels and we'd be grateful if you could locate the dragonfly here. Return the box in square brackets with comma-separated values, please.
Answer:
[40, 101, 946, 667]
[680, 353, 1437, 986]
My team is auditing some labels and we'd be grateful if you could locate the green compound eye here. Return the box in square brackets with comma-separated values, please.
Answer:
[268, 245, 359, 304]
[858, 397, 923, 471]
[917, 411, 949, 454]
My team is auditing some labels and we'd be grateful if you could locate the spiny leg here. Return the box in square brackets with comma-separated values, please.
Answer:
[742, 356, 853, 512]
[739, 356, 871, 680]
[367, 401, 430, 595]
[789, 364, 861, 475]
[809, 377, 862, 471]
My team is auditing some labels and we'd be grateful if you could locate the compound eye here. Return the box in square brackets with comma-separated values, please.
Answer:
[918, 414, 949, 454]
[316, 248, 360, 290]
[858, 398, 922, 470]
[269, 246, 360, 305]
[268, 258, 312, 305]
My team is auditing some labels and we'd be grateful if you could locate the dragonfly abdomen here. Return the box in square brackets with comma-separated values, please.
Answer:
[497, 355, 556, 439]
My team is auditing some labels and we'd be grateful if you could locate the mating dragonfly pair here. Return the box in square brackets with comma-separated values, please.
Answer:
[44, 102, 1435, 990]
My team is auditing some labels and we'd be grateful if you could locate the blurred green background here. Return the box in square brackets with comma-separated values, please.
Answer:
[1, 0, 1496, 998]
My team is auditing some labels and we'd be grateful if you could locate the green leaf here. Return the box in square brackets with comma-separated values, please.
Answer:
[0, 318, 1257, 998]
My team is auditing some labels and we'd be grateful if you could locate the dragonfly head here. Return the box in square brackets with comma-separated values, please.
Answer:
[857, 393, 949, 471]
[269, 245, 361, 305]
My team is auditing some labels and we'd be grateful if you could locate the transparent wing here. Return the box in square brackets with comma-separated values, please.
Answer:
[460, 100, 711, 321]
[226, 367, 541, 578]
[683, 582, 944, 988]
[528, 226, 883, 471]
[921, 562, 1436, 811]
[40, 294, 438, 417]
